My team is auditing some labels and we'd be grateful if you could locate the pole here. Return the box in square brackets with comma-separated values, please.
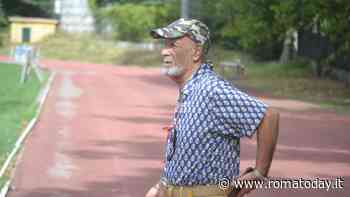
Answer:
[181, 0, 189, 18]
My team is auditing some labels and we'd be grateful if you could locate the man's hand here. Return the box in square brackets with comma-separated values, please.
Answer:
[228, 167, 265, 197]
[145, 183, 165, 197]
[236, 170, 260, 197]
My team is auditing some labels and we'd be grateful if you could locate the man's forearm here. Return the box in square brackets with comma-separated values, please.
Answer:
[255, 108, 279, 176]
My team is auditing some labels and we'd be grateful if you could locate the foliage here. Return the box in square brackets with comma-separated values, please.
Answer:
[89, 0, 166, 7]
[102, 2, 179, 41]
[36, 32, 124, 64]
[195, 0, 237, 44]
[314, 1, 350, 70]
[217, 0, 286, 59]
[29, 0, 55, 16]
[103, 4, 156, 41]
[269, 0, 350, 72]
[236, 60, 350, 112]
[116, 48, 162, 67]
[182, 0, 285, 60]
[1, 0, 54, 18]
[188, 0, 350, 67]
[1, 0, 348, 73]
[0, 30, 161, 66]
[0, 1, 6, 27]
[0, 2, 6, 46]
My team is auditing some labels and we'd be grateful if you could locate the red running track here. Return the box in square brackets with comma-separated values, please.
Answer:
[0, 56, 348, 197]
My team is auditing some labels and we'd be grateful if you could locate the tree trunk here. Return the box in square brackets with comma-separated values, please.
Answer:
[280, 29, 297, 64]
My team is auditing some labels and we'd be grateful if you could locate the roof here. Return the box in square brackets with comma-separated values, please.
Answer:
[9, 17, 58, 25]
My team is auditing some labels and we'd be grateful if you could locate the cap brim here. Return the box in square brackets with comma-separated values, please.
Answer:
[150, 29, 163, 39]
[150, 28, 186, 39]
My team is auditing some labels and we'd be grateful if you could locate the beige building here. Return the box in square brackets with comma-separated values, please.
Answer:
[9, 17, 58, 43]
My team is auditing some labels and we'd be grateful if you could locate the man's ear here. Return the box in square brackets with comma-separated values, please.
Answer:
[192, 45, 203, 62]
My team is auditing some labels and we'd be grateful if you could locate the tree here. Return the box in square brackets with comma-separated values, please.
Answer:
[191, 0, 350, 69]
[0, 1, 6, 27]
[102, 2, 179, 41]
[271, 0, 350, 73]
[1, 0, 54, 18]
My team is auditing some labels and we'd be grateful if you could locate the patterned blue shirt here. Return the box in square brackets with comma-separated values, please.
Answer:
[163, 63, 268, 186]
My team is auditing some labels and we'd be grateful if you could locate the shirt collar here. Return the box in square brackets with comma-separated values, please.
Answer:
[179, 62, 214, 102]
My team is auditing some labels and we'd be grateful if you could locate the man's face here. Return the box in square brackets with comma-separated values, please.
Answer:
[160, 36, 197, 78]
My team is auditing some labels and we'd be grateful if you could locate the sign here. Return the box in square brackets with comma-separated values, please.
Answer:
[11, 44, 43, 84]
[13, 44, 33, 64]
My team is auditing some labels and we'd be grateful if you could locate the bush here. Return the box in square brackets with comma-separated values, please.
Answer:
[0, 14, 6, 47]
[0, 2, 6, 29]
[103, 3, 179, 42]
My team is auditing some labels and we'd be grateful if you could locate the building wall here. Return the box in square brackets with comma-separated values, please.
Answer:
[10, 18, 57, 43]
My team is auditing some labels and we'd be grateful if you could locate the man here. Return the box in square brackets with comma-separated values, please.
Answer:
[146, 18, 279, 197]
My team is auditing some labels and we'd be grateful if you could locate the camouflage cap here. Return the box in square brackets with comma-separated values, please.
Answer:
[150, 18, 210, 46]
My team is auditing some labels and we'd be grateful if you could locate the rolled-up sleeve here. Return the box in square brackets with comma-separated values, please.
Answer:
[211, 84, 268, 138]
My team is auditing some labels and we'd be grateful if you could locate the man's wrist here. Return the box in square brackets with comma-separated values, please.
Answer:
[243, 166, 268, 180]
[254, 166, 268, 178]
[251, 168, 267, 179]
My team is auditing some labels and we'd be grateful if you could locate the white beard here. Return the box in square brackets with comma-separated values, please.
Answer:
[161, 66, 184, 77]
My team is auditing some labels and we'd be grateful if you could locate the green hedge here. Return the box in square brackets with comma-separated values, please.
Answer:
[99, 2, 179, 42]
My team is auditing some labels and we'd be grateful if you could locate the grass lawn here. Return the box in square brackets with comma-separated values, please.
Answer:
[219, 57, 350, 113]
[37, 32, 163, 67]
[38, 33, 124, 64]
[0, 31, 162, 66]
[0, 176, 6, 188]
[0, 62, 47, 186]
